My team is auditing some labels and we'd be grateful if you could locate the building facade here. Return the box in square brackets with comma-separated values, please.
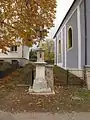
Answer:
[54, 0, 90, 70]
[0, 39, 31, 66]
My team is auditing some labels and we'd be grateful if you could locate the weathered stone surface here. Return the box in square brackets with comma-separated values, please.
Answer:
[45, 65, 54, 92]
[85, 67, 90, 90]
[29, 48, 54, 94]
[31, 62, 50, 93]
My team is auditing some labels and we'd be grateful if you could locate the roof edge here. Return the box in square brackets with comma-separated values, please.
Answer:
[53, 0, 76, 39]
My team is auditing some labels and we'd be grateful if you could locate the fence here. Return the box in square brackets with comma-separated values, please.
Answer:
[54, 66, 87, 86]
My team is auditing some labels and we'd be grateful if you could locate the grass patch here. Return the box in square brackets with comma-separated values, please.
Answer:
[73, 88, 90, 100]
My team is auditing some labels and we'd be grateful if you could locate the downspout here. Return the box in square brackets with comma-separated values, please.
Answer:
[84, 0, 87, 66]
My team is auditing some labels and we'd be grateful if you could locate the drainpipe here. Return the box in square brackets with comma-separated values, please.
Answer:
[84, 0, 87, 66]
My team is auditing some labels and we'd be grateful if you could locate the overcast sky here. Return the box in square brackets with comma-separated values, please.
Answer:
[48, 0, 74, 39]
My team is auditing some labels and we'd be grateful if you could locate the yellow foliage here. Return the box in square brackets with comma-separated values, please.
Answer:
[0, 0, 56, 50]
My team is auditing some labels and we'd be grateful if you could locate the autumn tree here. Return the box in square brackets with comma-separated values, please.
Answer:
[41, 39, 54, 63]
[0, 0, 56, 52]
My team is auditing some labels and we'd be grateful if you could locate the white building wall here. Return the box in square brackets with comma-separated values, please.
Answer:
[23, 46, 31, 60]
[0, 37, 31, 66]
[0, 45, 22, 58]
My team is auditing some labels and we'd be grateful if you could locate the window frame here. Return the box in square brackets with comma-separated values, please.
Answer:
[10, 45, 17, 52]
[67, 26, 73, 50]
[58, 40, 61, 54]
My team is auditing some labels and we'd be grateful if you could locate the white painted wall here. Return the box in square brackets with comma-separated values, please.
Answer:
[23, 46, 31, 60]
[0, 45, 22, 58]
[0, 37, 31, 60]
[0, 45, 31, 60]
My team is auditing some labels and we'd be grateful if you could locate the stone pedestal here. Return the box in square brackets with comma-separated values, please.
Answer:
[32, 62, 51, 93]
[29, 48, 53, 94]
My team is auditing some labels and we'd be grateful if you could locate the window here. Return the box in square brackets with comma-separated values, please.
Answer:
[12, 60, 18, 65]
[10, 45, 17, 51]
[40, 53, 42, 58]
[59, 40, 61, 54]
[68, 27, 73, 49]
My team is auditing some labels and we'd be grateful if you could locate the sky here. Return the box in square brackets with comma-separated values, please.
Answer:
[48, 0, 74, 39]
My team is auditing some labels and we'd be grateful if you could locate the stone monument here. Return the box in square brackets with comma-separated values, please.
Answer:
[29, 47, 52, 94]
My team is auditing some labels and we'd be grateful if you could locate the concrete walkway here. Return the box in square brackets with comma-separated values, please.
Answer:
[0, 111, 90, 120]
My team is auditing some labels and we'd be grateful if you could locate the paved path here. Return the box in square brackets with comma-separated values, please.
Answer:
[0, 111, 90, 120]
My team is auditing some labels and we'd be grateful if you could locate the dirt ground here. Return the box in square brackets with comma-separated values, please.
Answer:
[0, 65, 90, 113]
[0, 85, 90, 113]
